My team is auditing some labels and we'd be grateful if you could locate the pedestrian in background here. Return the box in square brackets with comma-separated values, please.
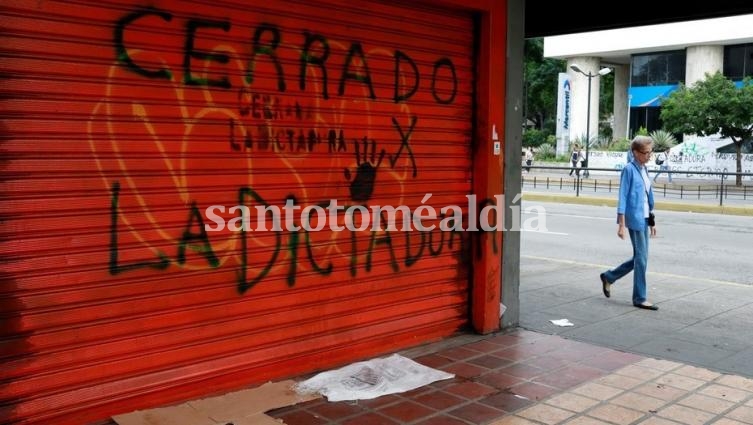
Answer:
[569, 145, 581, 176]
[653, 147, 672, 183]
[600, 135, 659, 310]
[524, 147, 534, 173]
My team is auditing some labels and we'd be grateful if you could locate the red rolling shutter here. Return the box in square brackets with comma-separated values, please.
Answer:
[0, 0, 482, 423]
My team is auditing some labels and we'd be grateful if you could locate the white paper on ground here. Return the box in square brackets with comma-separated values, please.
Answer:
[550, 318, 574, 327]
[294, 354, 454, 402]
[499, 303, 507, 317]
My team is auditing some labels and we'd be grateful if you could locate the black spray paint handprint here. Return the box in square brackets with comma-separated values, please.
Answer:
[344, 137, 386, 202]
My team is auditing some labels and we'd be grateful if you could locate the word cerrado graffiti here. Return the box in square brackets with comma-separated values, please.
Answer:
[115, 7, 458, 104]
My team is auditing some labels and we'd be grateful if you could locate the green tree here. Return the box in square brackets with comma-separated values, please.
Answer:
[523, 38, 565, 131]
[599, 72, 614, 138]
[522, 128, 548, 147]
[660, 72, 753, 186]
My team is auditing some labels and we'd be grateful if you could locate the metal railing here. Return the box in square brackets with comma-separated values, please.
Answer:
[522, 166, 753, 207]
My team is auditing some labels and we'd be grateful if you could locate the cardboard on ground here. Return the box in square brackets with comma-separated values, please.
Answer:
[112, 380, 320, 425]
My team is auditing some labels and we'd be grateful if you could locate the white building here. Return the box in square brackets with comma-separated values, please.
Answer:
[544, 14, 753, 145]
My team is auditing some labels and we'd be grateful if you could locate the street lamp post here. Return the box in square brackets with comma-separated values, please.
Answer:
[570, 64, 611, 178]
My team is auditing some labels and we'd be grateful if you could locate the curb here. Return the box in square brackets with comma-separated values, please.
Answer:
[522, 192, 753, 217]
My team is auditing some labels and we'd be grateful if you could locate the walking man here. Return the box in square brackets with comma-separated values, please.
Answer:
[600, 135, 659, 310]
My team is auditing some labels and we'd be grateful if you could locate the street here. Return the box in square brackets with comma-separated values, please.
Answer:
[520, 201, 753, 285]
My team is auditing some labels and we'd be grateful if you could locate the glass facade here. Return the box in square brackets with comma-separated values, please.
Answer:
[628, 51, 686, 137]
[631, 51, 686, 86]
[724, 43, 753, 80]
[628, 106, 662, 138]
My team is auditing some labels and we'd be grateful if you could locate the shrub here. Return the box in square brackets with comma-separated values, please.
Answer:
[649, 129, 678, 150]
[591, 136, 613, 149]
[535, 143, 556, 160]
[609, 138, 632, 151]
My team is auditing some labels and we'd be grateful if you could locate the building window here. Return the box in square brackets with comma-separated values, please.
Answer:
[629, 106, 662, 137]
[631, 51, 686, 86]
[724, 43, 753, 80]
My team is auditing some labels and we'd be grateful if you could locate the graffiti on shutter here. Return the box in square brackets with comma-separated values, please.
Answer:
[91, 5, 488, 293]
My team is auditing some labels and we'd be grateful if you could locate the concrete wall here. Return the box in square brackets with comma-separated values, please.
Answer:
[554, 150, 753, 181]
[613, 64, 629, 140]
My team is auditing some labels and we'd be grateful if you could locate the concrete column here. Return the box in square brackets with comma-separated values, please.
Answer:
[501, 0, 524, 330]
[613, 64, 629, 140]
[567, 56, 602, 147]
[686, 45, 723, 85]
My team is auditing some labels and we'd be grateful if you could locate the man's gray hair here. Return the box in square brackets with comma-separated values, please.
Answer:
[631, 135, 653, 152]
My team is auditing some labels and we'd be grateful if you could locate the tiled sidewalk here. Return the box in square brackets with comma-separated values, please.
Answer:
[267, 329, 753, 424]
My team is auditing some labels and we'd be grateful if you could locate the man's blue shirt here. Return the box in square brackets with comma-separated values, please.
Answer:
[617, 161, 654, 230]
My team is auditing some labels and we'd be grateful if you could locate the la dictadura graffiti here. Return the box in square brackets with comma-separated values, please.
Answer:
[109, 180, 505, 294]
[95, 6, 487, 295]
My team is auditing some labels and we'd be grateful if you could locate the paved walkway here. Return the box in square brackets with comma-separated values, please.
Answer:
[518, 256, 753, 378]
[259, 252, 753, 424]
[267, 329, 753, 424]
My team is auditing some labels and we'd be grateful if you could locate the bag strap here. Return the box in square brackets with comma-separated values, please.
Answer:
[632, 161, 651, 198]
